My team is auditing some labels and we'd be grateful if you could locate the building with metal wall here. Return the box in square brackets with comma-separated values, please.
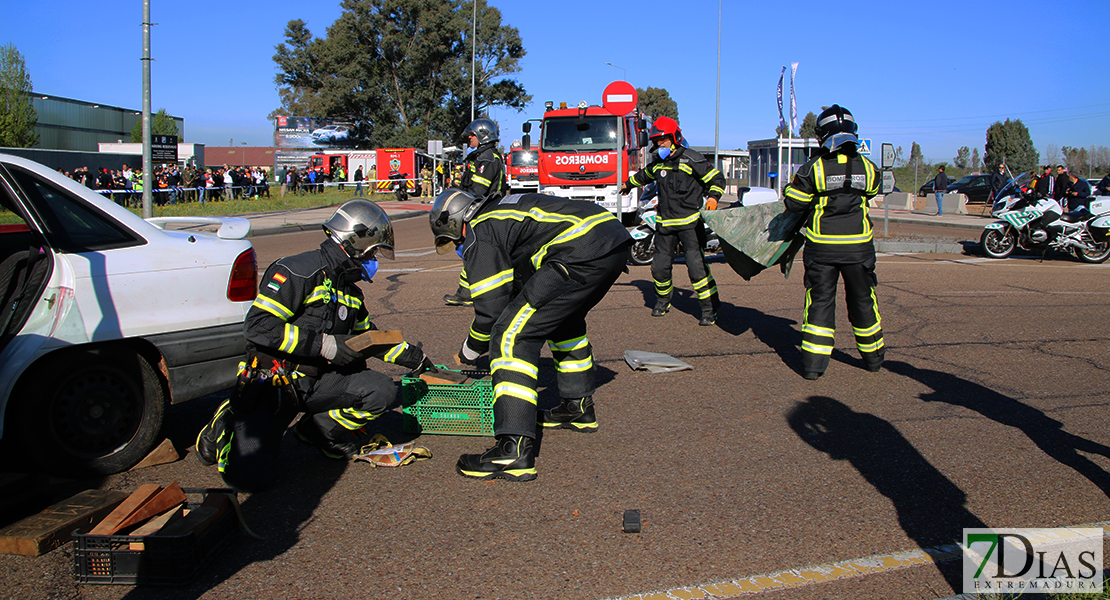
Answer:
[31, 93, 184, 152]
[747, 137, 821, 194]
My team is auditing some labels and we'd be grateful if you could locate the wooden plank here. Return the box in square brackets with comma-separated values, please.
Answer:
[154, 507, 217, 538]
[0, 489, 127, 557]
[419, 371, 471, 385]
[115, 482, 186, 532]
[128, 505, 185, 550]
[130, 438, 180, 471]
[88, 484, 162, 535]
[345, 329, 403, 353]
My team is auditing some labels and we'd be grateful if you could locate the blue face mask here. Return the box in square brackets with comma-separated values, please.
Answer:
[360, 258, 379, 282]
[463, 146, 474, 157]
[455, 243, 464, 259]
[657, 147, 671, 160]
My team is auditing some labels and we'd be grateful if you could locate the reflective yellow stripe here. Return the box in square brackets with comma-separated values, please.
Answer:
[555, 357, 592, 373]
[803, 229, 874, 244]
[354, 316, 372, 332]
[383, 342, 408, 363]
[853, 322, 881, 337]
[801, 340, 834, 355]
[784, 186, 812, 203]
[471, 174, 492, 186]
[708, 185, 724, 195]
[677, 163, 694, 175]
[803, 324, 835, 337]
[491, 357, 539, 378]
[279, 323, 299, 353]
[493, 381, 538, 405]
[469, 326, 491, 342]
[701, 168, 721, 183]
[548, 336, 588, 352]
[659, 212, 701, 228]
[857, 338, 885, 352]
[531, 211, 619, 269]
[252, 296, 293, 320]
[470, 268, 514, 297]
[814, 158, 826, 192]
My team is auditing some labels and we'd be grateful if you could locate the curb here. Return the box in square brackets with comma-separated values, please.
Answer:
[247, 209, 429, 238]
[876, 240, 969, 254]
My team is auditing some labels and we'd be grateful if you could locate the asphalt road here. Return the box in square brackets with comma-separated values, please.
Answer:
[3, 215, 1109, 600]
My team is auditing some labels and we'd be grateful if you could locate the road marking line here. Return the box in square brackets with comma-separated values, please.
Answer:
[599, 522, 1110, 600]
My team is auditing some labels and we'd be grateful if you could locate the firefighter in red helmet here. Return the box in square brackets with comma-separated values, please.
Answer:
[620, 116, 726, 326]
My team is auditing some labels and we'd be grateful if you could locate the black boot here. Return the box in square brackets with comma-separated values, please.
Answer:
[443, 293, 473, 306]
[195, 399, 232, 466]
[293, 418, 360, 459]
[699, 298, 717, 326]
[455, 435, 536, 481]
[651, 301, 670, 317]
[538, 396, 597, 433]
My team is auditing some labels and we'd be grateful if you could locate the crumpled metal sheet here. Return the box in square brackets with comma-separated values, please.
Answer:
[701, 201, 805, 280]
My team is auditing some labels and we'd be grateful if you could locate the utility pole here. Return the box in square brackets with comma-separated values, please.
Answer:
[141, 0, 153, 218]
[713, 0, 721, 174]
[470, 0, 477, 122]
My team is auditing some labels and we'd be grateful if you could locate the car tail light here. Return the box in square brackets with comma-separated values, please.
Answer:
[227, 248, 258, 302]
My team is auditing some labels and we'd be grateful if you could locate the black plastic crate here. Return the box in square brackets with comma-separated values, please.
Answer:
[73, 488, 238, 586]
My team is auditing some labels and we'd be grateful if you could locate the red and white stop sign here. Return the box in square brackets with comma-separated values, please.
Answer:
[603, 80, 637, 116]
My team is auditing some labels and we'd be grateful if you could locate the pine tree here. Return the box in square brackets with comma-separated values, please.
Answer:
[984, 119, 1038, 174]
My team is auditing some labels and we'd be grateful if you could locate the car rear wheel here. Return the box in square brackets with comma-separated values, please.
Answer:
[980, 228, 1016, 259]
[13, 348, 165, 475]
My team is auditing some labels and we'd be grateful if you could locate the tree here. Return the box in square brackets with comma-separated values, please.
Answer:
[907, 141, 927, 171]
[130, 109, 179, 143]
[953, 146, 970, 169]
[971, 148, 981, 172]
[272, 0, 530, 149]
[1061, 146, 1089, 175]
[798, 112, 817, 140]
[636, 87, 677, 121]
[1042, 144, 1060, 167]
[0, 44, 38, 148]
[984, 119, 1037, 175]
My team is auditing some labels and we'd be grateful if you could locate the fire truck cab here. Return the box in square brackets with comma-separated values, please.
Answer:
[506, 144, 539, 193]
[523, 101, 650, 225]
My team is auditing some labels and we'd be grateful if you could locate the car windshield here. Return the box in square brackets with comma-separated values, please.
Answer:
[951, 175, 976, 186]
[541, 116, 618, 152]
[511, 150, 537, 166]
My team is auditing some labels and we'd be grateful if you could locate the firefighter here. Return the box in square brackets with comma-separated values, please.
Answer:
[197, 200, 431, 462]
[429, 189, 632, 481]
[443, 118, 508, 307]
[620, 116, 726, 326]
[782, 104, 884, 380]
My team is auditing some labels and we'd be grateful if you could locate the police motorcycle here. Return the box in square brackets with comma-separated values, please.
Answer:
[979, 173, 1110, 263]
[387, 170, 409, 202]
[627, 184, 778, 266]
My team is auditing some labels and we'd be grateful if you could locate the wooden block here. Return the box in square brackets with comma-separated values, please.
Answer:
[88, 484, 162, 536]
[130, 505, 185, 538]
[419, 371, 471, 385]
[154, 507, 218, 538]
[345, 329, 403, 353]
[130, 438, 180, 470]
[0, 489, 126, 556]
[115, 482, 187, 532]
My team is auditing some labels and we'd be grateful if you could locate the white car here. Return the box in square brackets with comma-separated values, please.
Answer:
[311, 125, 349, 144]
[0, 154, 257, 475]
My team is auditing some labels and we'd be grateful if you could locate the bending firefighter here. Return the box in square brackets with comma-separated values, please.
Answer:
[782, 105, 884, 380]
[443, 118, 507, 307]
[620, 116, 725, 326]
[429, 189, 632, 481]
[197, 200, 431, 467]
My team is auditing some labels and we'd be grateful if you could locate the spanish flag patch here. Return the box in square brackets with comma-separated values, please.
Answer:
[267, 272, 287, 292]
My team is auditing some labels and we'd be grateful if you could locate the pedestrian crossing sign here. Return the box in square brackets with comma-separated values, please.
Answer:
[858, 138, 872, 155]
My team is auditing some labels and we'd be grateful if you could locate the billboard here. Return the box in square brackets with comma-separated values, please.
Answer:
[273, 116, 354, 149]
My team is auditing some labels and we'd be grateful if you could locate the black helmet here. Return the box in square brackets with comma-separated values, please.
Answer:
[815, 104, 859, 151]
[322, 199, 395, 260]
[429, 188, 487, 254]
[462, 118, 499, 145]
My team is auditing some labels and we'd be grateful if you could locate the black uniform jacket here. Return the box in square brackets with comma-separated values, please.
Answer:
[244, 241, 373, 371]
[460, 193, 632, 353]
[462, 142, 506, 199]
[783, 148, 881, 262]
[625, 146, 725, 232]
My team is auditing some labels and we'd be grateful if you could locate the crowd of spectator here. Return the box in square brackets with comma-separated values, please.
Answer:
[60, 164, 273, 207]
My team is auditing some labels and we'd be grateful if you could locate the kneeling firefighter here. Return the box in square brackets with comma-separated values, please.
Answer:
[196, 200, 432, 487]
[429, 189, 632, 481]
[782, 105, 885, 380]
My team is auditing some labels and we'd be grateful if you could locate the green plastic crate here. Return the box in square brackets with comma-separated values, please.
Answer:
[400, 367, 493, 436]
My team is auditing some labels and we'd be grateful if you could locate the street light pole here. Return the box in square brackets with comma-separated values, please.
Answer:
[470, 0, 477, 121]
[605, 62, 626, 80]
[714, 0, 721, 174]
[141, 0, 152, 218]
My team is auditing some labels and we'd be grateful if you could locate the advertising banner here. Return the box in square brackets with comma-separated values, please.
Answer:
[273, 116, 354, 149]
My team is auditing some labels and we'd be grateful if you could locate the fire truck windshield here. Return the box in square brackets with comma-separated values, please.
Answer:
[541, 116, 618, 152]
[510, 149, 537, 166]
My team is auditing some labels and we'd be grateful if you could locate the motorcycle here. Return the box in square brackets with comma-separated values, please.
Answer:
[979, 173, 1110, 263]
[627, 185, 778, 266]
[387, 171, 409, 202]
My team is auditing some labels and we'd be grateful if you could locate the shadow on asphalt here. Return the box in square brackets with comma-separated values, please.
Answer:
[786, 395, 984, 594]
[119, 442, 347, 600]
[884, 360, 1110, 500]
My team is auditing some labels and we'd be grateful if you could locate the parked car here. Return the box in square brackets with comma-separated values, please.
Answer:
[917, 177, 944, 197]
[311, 124, 349, 144]
[946, 174, 995, 203]
[0, 153, 257, 475]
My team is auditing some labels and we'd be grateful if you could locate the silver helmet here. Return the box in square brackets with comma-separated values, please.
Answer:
[429, 188, 484, 254]
[461, 118, 499, 145]
[322, 199, 395, 260]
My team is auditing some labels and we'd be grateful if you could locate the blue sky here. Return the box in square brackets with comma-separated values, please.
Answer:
[5, 0, 1108, 167]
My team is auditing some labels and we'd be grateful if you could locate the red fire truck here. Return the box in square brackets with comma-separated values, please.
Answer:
[505, 143, 539, 193]
[522, 98, 650, 225]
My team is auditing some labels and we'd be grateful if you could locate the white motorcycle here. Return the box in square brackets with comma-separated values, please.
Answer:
[980, 174, 1110, 263]
[627, 185, 778, 267]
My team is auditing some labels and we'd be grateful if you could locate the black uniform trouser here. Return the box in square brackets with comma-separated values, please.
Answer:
[652, 225, 718, 315]
[295, 367, 396, 440]
[489, 244, 629, 438]
[800, 254, 884, 374]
